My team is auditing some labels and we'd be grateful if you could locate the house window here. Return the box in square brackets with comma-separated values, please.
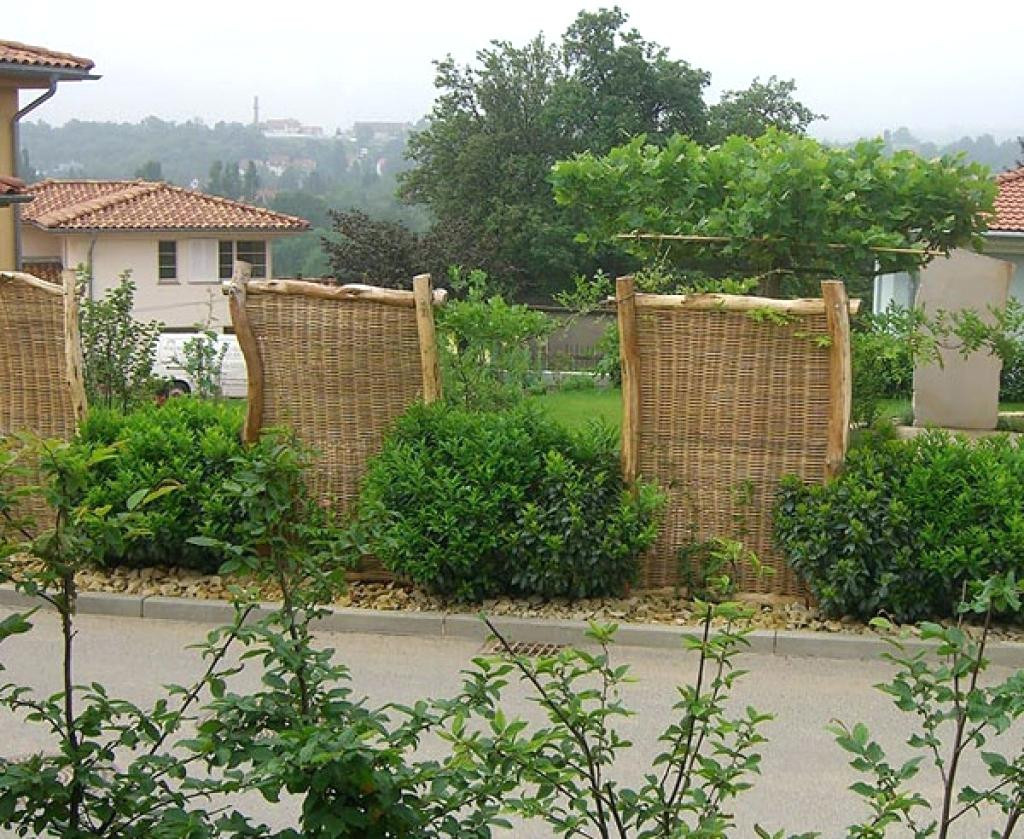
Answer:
[218, 240, 267, 279]
[218, 241, 234, 280]
[236, 241, 267, 278]
[158, 241, 178, 281]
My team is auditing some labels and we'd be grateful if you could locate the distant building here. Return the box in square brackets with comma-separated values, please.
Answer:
[873, 168, 1024, 312]
[265, 155, 316, 177]
[352, 121, 411, 144]
[261, 117, 324, 139]
[20, 179, 309, 329]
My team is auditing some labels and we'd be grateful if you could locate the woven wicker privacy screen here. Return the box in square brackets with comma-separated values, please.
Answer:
[226, 272, 445, 517]
[0, 271, 86, 439]
[0, 271, 87, 526]
[616, 277, 857, 595]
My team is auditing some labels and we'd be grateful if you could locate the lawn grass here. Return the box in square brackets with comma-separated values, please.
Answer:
[536, 392, 1024, 434]
[878, 398, 1024, 423]
[530, 387, 622, 431]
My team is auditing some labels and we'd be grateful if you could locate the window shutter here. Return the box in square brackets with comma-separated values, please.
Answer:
[184, 239, 218, 283]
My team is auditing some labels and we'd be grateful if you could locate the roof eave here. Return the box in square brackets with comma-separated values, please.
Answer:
[0, 63, 99, 82]
[25, 223, 309, 235]
[0, 194, 33, 206]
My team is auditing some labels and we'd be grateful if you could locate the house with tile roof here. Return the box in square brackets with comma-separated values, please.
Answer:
[20, 179, 310, 328]
[0, 39, 97, 270]
[989, 167, 1024, 273]
[873, 167, 1024, 312]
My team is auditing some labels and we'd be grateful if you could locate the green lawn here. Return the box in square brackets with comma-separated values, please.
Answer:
[879, 398, 1024, 423]
[530, 387, 622, 431]
[535, 392, 1024, 434]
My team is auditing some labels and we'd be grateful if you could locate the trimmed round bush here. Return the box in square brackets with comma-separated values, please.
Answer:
[76, 398, 248, 572]
[775, 427, 1024, 622]
[359, 402, 663, 600]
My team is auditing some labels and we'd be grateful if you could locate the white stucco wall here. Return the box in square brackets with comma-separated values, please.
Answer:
[20, 225, 60, 261]
[20, 228, 283, 330]
[873, 238, 1024, 314]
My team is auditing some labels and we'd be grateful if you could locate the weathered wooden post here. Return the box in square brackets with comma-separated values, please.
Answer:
[616, 275, 640, 484]
[822, 280, 852, 479]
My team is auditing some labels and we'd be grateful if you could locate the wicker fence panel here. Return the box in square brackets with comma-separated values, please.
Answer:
[617, 279, 857, 597]
[241, 291, 427, 513]
[0, 272, 85, 528]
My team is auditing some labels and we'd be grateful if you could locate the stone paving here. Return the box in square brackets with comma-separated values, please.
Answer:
[1, 606, 1022, 837]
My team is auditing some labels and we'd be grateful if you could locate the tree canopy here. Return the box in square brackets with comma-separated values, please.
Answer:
[706, 76, 825, 145]
[551, 130, 997, 297]
[322, 209, 423, 286]
[400, 6, 820, 298]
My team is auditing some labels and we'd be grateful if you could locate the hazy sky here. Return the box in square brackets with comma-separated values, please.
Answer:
[13, 0, 1024, 142]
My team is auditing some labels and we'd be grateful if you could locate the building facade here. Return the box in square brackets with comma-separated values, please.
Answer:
[874, 168, 1024, 312]
[20, 179, 309, 329]
[0, 39, 96, 270]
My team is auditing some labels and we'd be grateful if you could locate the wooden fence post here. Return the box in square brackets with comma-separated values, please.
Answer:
[616, 275, 641, 483]
[412, 273, 443, 404]
[226, 262, 263, 444]
[822, 280, 852, 479]
[61, 269, 87, 423]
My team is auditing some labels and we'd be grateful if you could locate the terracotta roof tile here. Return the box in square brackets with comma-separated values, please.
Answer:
[23, 180, 310, 233]
[0, 40, 94, 72]
[992, 167, 1024, 233]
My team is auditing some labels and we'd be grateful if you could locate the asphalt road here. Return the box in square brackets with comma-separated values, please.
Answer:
[1, 607, 1020, 838]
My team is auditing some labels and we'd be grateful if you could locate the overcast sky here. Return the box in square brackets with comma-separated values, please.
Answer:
[13, 0, 1024, 142]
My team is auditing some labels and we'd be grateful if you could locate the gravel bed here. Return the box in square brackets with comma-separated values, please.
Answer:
[56, 564, 1024, 643]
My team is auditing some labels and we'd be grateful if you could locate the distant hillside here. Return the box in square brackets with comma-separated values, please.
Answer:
[18, 117, 428, 278]
[22, 120, 1021, 190]
[21, 118, 346, 186]
[878, 127, 1021, 173]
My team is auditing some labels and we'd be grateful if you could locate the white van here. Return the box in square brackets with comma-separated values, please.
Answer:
[153, 333, 247, 398]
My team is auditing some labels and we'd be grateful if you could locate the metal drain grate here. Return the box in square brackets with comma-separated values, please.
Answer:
[482, 640, 566, 658]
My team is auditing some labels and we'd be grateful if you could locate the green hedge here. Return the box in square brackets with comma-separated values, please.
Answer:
[359, 402, 663, 600]
[775, 427, 1024, 622]
[76, 399, 248, 573]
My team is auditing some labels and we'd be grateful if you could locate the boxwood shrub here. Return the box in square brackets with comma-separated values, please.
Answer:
[775, 427, 1024, 622]
[359, 402, 663, 600]
[76, 398, 249, 572]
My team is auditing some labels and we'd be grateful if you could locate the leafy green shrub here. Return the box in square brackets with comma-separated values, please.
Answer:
[5, 432, 1023, 838]
[850, 306, 921, 425]
[78, 270, 164, 410]
[75, 398, 249, 572]
[832, 575, 1024, 839]
[360, 402, 663, 600]
[437, 268, 554, 410]
[775, 429, 1024, 621]
[173, 326, 228, 399]
[593, 323, 622, 385]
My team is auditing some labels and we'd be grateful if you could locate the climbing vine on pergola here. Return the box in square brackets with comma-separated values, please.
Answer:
[551, 129, 997, 296]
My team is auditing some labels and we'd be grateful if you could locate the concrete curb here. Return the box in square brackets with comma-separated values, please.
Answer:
[2, 584, 1023, 665]
[0, 585, 53, 611]
[77, 591, 144, 618]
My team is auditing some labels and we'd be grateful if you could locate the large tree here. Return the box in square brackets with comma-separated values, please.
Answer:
[322, 210, 423, 286]
[552, 130, 997, 298]
[401, 7, 741, 298]
[706, 76, 825, 145]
